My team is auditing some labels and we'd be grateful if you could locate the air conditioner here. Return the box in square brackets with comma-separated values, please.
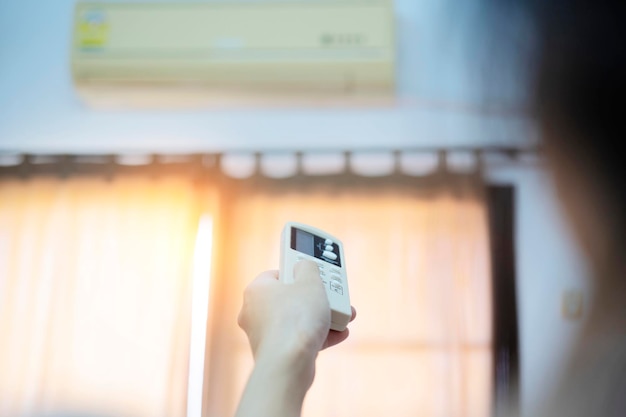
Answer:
[71, 1, 396, 107]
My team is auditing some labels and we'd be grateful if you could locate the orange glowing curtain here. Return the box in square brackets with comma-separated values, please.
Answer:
[0, 176, 213, 417]
[205, 179, 493, 417]
[0, 172, 492, 417]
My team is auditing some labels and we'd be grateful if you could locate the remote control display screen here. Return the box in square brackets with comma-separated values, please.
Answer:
[291, 227, 342, 267]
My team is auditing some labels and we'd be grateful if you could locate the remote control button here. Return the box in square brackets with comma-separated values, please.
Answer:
[322, 251, 337, 261]
[330, 281, 344, 295]
[330, 267, 341, 274]
[325, 245, 334, 252]
[325, 238, 333, 246]
[330, 274, 342, 282]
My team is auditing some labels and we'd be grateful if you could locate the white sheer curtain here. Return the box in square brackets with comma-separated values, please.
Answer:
[0, 170, 492, 417]
[205, 179, 493, 417]
[0, 176, 209, 417]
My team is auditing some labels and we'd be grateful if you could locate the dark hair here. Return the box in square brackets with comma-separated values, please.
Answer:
[491, 0, 626, 270]
[486, 2, 626, 414]
[533, 2, 626, 204]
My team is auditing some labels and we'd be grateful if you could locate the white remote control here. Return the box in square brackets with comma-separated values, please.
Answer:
[279, 222, 352, 332]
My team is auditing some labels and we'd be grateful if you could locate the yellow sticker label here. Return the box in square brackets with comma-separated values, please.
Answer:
[77, 10, 109, 49]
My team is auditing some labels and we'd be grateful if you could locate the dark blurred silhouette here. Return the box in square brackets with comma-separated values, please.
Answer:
[487, 0, 626, 415]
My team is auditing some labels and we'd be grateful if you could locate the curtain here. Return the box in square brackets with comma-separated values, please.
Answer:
[0, 171, 491, 417]
[0, 176, 213, 417]
[205, 176, 492, 417]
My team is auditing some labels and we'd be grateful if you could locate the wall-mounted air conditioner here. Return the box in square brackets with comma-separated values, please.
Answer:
[71, 1, 396, 107]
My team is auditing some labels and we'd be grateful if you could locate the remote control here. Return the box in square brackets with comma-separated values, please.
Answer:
[279, 222, 352, 331]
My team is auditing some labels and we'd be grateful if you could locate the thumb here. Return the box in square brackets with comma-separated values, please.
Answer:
[293, 260, 322, 284]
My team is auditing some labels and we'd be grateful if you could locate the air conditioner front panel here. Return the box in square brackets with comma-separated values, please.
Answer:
[72, 1, 396, 103]
[74, 2, 393, 52]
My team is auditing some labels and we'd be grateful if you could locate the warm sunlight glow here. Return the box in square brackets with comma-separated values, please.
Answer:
[187, 215, 214, 417]
[0, 177, 204, 417]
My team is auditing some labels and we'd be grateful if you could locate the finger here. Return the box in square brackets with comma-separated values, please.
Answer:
[323, 328, 350, 350]
[237, 309, 246, 329]
[262, 270, 279, 280]
[250, 270, 279, 285]
[350, 306, 357, 322]
[293, 260, 321, 283]
[244, 271, 279, 294]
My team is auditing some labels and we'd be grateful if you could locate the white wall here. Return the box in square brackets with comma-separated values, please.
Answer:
[487, 165, 591, 416]
[0, 0, 533, 153]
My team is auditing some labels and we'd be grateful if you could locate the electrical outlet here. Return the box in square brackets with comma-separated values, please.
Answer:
[562, 289, 584, 320]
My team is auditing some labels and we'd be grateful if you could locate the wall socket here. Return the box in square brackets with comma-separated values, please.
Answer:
[562, 289, 584, 320]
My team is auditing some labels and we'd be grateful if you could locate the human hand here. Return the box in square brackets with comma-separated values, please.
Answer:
[238, 260, 356, 362]
[235, 261, 356, 417]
